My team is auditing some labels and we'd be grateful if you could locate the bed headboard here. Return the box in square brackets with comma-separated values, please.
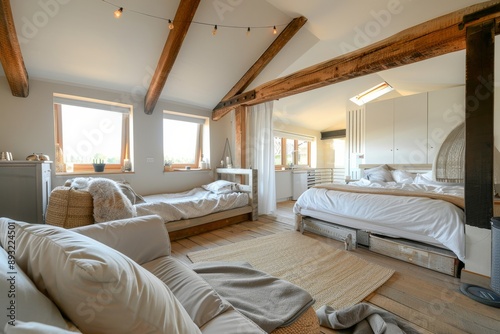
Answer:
[359, 164, 432, 178]
[216, 168, 258, 220]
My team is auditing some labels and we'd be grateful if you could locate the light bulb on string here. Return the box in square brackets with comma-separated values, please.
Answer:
[212, 25, 217, 36]
[273, 25, 277, 34]
[168, 19, 174, 30]
[246, 27, 251, 37]
[114, 7, 123, 18]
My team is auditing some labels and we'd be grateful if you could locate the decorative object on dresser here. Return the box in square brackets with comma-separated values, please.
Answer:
[0, 160, 51, 224]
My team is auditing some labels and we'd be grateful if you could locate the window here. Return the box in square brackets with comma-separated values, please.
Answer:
[163, 111, 208, 171]
[53, 94, 133, 173]
[274, 132, 312, 169]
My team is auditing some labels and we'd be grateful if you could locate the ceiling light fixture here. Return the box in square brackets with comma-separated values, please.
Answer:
[212, 25, 218, 36]
[168, 19, 174, 30]
[114, 7, 123, 18]
[349, 82, 394, 106]
[273, 26, 277, 34]
[247, 27, 251, 37]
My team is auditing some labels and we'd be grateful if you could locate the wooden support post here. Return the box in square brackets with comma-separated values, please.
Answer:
[234, 106, 247, 184]
[464, 20, 495, 229]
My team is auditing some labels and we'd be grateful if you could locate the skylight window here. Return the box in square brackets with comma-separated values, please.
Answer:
[350, 82, 394, 106]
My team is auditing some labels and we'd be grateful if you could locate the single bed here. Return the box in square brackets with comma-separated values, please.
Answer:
[46, 168, 258, 240]
[293, 164, 465, 275]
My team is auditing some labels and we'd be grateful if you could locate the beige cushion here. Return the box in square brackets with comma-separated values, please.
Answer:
[72, 215, 170, 264]
[0, 220, 201, 334]
[0, 247, 68, 331]
[3, 321, 79, 334]
[143, 256, 230, 327]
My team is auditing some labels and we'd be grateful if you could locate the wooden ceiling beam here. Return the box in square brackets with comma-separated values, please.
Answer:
[212, 1, 500, 121]
[218, 16, 307, 105]
[0, 0, 29, 97]
[144, 0, 200, 115]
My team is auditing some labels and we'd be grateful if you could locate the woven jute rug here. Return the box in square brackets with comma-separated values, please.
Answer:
[188, 231, 395, 310]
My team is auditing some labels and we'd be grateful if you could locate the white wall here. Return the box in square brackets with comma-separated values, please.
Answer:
[0, 78, 231, 195]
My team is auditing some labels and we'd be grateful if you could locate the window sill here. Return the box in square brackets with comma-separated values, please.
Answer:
[55, 170, 135, 176]
[164, 168, 211, 173]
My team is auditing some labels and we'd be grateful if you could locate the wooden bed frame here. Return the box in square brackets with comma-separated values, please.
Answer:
[167, 168, 258, 240]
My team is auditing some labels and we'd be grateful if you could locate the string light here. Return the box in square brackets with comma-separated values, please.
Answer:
[114, 7, 123, 18]
[101, 0, 285, 36]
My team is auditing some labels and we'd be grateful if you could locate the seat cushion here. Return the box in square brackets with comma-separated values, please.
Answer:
[142, 256, 230, 327]
[0, 219, 201, 334]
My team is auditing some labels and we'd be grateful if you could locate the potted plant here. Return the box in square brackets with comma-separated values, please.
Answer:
[93, 159, 106, 172]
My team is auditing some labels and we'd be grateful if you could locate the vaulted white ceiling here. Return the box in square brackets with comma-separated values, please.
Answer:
[0, 0, 489, 131]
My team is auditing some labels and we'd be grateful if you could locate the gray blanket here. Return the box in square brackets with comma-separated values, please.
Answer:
[316, 303, 420, 334]
[191, 261, 315, 333]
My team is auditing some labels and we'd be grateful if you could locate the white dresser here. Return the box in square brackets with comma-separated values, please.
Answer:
[0, 161, 52, 224]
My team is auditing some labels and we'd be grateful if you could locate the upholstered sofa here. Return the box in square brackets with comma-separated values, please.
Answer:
[0, 215, 319, 333]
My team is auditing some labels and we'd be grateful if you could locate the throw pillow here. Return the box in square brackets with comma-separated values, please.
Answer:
[202, 180, 239, 194]
[391, 169, 414, 184]
[0, 247, 69, 331]
[116, 180, 146, 204]
[364, 165, 394, 182]
[0, 220, 201, 334]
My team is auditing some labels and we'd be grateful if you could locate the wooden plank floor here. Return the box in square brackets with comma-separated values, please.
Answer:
[171, 201, 500, 334]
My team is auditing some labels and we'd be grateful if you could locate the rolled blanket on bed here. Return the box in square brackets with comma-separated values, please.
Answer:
[191, 261, 315, 333]
[316, 303, 419, 334]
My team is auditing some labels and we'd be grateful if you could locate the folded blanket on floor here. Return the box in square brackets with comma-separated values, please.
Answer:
[191, 261, 315, 333]
[316, 303, 420, 334]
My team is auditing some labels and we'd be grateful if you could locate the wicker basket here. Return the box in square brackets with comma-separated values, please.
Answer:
[271, 307, 320, 334]
[45, 186, 94, 228]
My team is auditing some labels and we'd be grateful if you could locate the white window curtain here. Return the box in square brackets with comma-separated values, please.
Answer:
[248, 102, 276, 215]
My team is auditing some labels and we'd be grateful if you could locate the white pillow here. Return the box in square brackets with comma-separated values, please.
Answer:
[364, 165, 394, 182]
[3, 321, 77, 334]
[0, 220, 201, 334]
[0, 247, 69, 331]
[414, 171, 463, 186]
[202, 180, 240, 194]
[391, 169, 414, 184]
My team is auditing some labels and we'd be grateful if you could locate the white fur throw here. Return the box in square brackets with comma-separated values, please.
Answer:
[68, 177, 137, 223]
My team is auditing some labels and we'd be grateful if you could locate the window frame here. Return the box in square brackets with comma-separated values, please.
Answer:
[163, 111, 208, 172]
[53, 94, 133, 174]
[274, 136, 311, 170]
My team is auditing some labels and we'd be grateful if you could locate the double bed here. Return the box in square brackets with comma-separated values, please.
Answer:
[293, 164, 465, 275]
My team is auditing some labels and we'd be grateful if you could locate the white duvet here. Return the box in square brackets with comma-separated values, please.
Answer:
[293, 180, 465, 261]
[135, 187, 249, 223]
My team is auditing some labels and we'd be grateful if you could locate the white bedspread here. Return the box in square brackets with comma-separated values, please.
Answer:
[293, 181, 465, 261]
[135, 187, 249, 223]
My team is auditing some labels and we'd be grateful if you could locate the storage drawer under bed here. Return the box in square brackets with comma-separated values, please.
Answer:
[369, 234, 460, 277]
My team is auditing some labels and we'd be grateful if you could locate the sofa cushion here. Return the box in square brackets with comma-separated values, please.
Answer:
[3, 321, 79, 334]
[72, 214, 170, 264]
[143, 256, 230, 327]
[0, 247, 69, 331]
[0, 219, 201, 334]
